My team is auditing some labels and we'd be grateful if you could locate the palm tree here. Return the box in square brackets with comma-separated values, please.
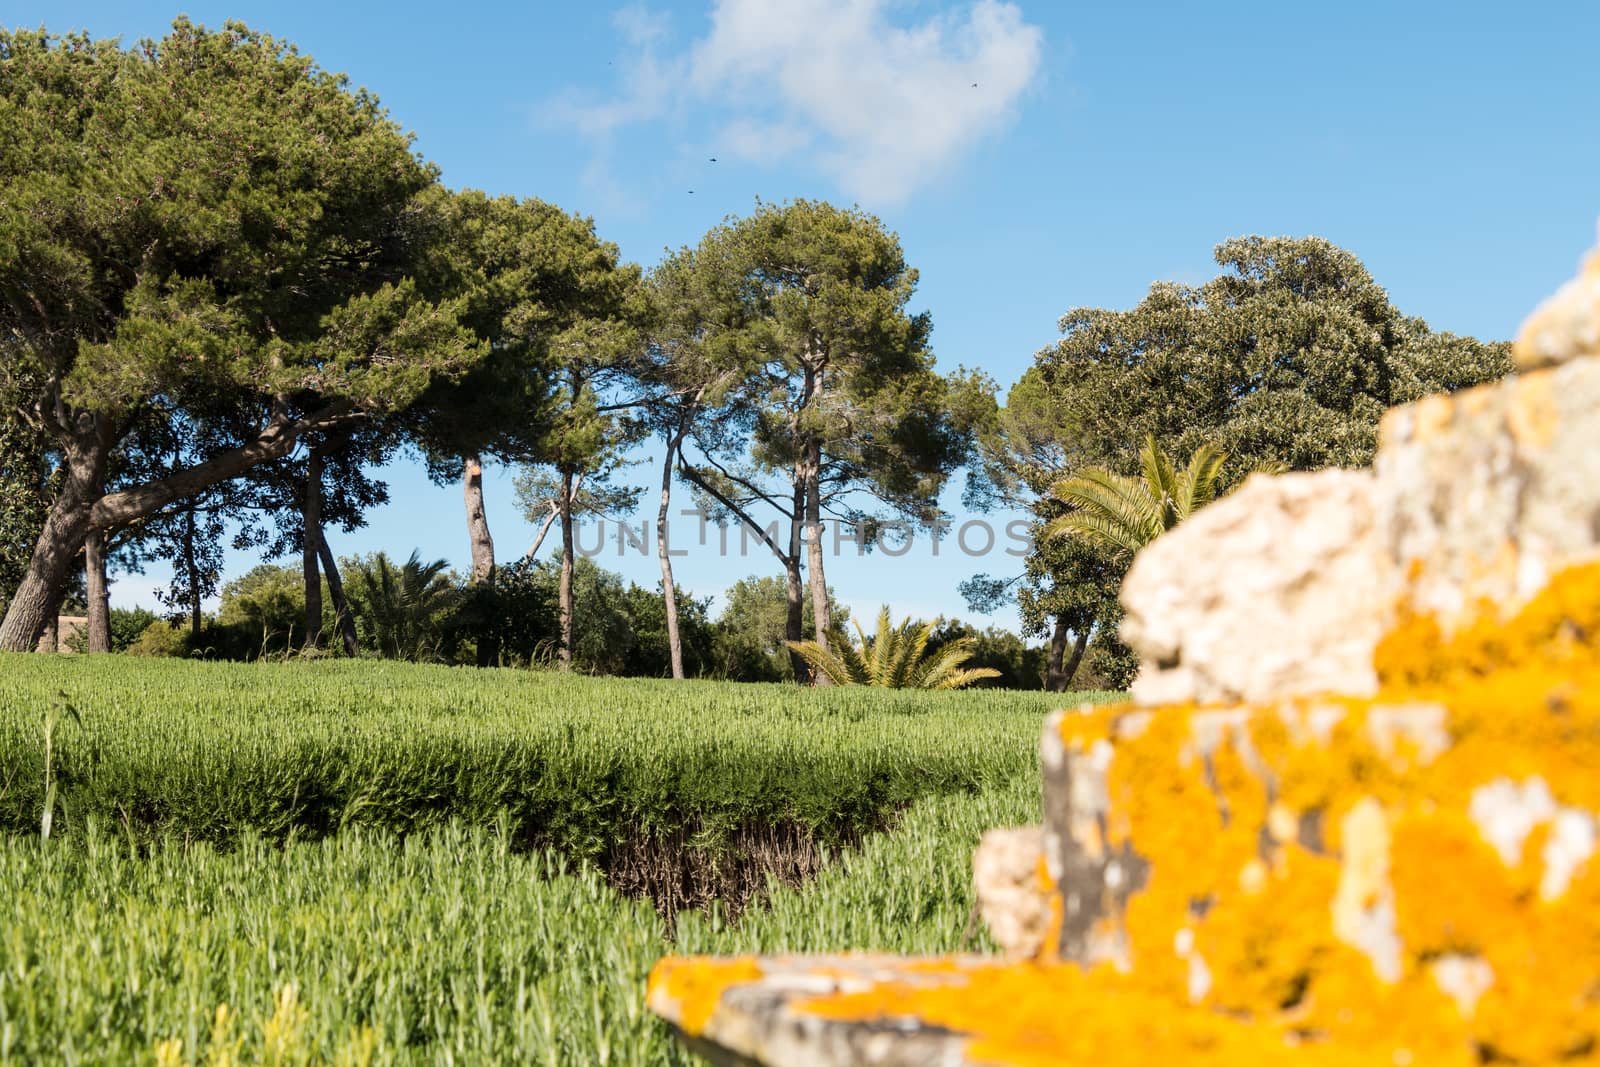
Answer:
[1045, 435, 1230, 554]
[345, 550, 462, 661]
[786, 606, 1002, 690]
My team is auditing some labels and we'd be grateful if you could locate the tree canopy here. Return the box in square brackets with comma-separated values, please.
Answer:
[1005, 236, 1511, 483]
[971, 235, 1511, 690]
[0, 20, 481, 649]
[667, 200, 987, 676]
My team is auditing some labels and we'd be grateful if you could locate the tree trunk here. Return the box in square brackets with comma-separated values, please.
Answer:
[0, 422, 109, 652]
[657, 428, 687, 680]
[1045, 618, 1090, 692]
[785, 477, 809, 683]
[302, 450, 325, 651]
[558, 468, 576, 672]
[464, 455, 496, 583]
[1061, 627, 1090, 690]
[463, 454, 499, 668]
[1044, 618, 1069, 692]
[182, 509, 202, 638]
[85, 529, 110, 653]
[803, 438, 832, 672]
[317, 538, 359, 657]
[673, 457, 808, 684]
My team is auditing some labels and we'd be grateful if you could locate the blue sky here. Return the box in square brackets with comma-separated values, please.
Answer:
[11, 0, 1600, 634]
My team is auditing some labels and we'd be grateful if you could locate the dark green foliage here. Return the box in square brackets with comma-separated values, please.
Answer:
[216, 563, 328, 655]
[924, 620, 1047, 690]
[0, 19, 481, 649]
[342, 551, 462, 662]
[973, 236, 1512, 684]
[622, 581, 717, 678]
[1073, 630, 1140, 692]
[0, 395, 52, 612]
[1028, 236, 1511, 478]
[708, 575, 849, 683]
[0, 19, 475, 427]
[491, 556, 714, 675]
[62, 607, 158, 654]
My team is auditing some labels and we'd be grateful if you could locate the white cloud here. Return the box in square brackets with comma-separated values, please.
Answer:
[692, 0, 1042, 202]
[613, 2, 672, 46]
[546, 0, 1044, 207]
[718, 116, 814, 164]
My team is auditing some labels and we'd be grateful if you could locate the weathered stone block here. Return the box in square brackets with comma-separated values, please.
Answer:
[971, 826, 1050, 960]
[648, 225, 1600, 1067]
[647, 955, 989, 1066]
[1376, 356, 1600, 632]
[1120, 469, 1384, 706]
[1515, 232, 1600, 369]
[1122, 357, 1600, 706]
[1040, 570, 1600, 1063]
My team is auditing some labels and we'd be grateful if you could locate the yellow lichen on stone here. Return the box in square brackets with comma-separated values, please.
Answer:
[1033, 561, 1600, 1063]
[649, 560, 1600, 1067]
[799, 961, 1473, 1067]
[647, 956, 762, 1036]
[1376, 561, 1600, 688]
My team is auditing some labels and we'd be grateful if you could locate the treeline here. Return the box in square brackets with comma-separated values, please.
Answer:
[0, 20, 1513, 691]
[0, 20, 984, 684]
[81, 557, 1061, 687]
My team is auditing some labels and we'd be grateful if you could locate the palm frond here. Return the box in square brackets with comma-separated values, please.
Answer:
[1048, 470, 1164, 548]
[927, 666, 1003, 691]
[790, 606, 995, 690]
[895, 619, 938, 689]
[1047, 436, 1239, 554]
[1176, 444, 1228, 519]
[866, 606, 896, 687]
[1045, 510, 1149, 554]
[912, 637, 1000, 690]
[785, 639, 862, 687]
[1139, 434, 1179, 517]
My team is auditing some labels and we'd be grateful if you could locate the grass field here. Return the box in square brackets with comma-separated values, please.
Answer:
[0, 656, 1104, 1064]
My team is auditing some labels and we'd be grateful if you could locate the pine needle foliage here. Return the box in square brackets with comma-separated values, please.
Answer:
[786, 606, 1003, 690]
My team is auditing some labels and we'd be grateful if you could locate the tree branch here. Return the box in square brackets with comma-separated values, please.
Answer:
[698, 450, 794, 519]
[90, 402, 360, 529]
[677, 460, 793, 566]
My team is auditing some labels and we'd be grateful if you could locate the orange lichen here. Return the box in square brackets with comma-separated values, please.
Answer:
[799, 960, 1475, 1067]
[1028, 561, 1600, 1064]
[1377, 560, 1600, 688]
[651, 563, 1600, 1065]
[647, 956, 762, 1035]
[1035, 852, 1063, 961]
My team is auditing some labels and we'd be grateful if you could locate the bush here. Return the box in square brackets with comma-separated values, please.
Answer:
[0, 655, 1069, 858]
[491, 557, 717, 676]
[124, 619, 188, 657]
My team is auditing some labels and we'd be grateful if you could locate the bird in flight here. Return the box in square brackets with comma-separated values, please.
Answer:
[709, 157, 718, 162]
[971, 82, 978, 88]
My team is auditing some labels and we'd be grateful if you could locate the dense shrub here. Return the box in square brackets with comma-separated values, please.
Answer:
[0, 656, 1079, 857]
